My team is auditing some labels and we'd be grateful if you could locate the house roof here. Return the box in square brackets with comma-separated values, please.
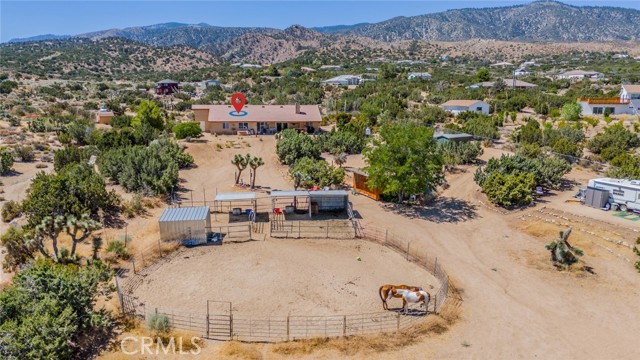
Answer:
[301, 67, 316, 72]
[441, 100, 485, 107]
[622, 84, 640, 94]
[157, 79, 179, 84]
[270, 190, 349, 198]
[409, 72, 431, 77]
[322, 75, 362, 83]
[559, 70, 601, 76]
[468, 79, 537, 88]
[214, 192, 256, 202]
[96, 111, 114, 116]
[192, 104, 322, 123]
[434, 133, 473, 139]
[159, 206, 209, 222]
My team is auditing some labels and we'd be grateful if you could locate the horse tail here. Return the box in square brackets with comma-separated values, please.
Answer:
[378, 286, 386, 303]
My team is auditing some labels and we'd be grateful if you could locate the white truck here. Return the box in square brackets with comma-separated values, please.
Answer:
[586, 178, 640, 212]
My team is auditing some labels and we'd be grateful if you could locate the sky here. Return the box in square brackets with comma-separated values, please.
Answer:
[1, 0, 639, 42]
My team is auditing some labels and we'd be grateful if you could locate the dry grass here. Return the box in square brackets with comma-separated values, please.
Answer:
[217, 341, 263, 360]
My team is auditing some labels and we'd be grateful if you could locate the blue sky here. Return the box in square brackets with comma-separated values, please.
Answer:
[1, 1, 639, 42]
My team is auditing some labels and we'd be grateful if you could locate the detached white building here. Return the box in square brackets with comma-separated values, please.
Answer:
[322, 75, 363, 86]
[441, 100, 490, 115]
[557, 70, 604, 80]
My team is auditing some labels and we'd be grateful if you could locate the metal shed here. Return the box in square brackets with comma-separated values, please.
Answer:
[270, 190, 349, 218]
[309, 190, 349, 211]
[584, 187, 610, 209]
[159, 206, 211, 243]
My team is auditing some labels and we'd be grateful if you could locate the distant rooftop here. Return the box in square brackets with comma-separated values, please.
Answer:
[192, 104, 322, 123]
[441, 100, 485, 107]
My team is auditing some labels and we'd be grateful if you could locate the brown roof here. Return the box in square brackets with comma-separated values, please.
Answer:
[96, 111, 114, 117]
[192, 104, 322, 123]
[441, 100, 485, 107]
[623, 84, 640, 94]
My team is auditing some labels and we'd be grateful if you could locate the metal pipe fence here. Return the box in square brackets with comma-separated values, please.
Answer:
[115, 223, 456, 342]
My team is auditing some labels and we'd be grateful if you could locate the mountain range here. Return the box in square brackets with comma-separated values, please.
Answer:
[9, 1, 640, 46]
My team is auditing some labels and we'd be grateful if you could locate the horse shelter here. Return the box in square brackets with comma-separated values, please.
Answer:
[158, 206, 211, 245]
[270, 190, 350, 219]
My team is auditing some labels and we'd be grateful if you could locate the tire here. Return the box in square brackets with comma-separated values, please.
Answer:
[619, 204, 628, 212]
[604, 203, 611, 211]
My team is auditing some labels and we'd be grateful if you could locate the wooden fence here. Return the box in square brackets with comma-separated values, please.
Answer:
[115, 223, 455, 342]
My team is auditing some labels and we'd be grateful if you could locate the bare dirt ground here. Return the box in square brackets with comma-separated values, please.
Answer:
[132, 239, 439, 317]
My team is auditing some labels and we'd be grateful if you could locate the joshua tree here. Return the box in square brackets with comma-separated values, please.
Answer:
[231, 153, 250, 185]
[248, 156, 264, 190]
[545, 227, 583, 267]
[333, 152, 347, 168]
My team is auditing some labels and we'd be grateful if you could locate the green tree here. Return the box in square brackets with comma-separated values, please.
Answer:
[289, 157, 345, 188]
[364, 122, 444, 202]
[561, 102, 582, 121]
[248, 155, 265, 190]
[231, 154, 250, 185]
[131, 99, 163, 129]
[276, 129, 320, 165]
[172, 122, 203, 140]
[476, 68, 490, 82]
[0, 147, 14, 174]
[0, 260, 113, 359]
[481, 170, 536, 207]
[0, 226, 35, 271]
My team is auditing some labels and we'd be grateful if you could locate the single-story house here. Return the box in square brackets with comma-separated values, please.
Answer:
[466, 79, 537, 90]
[193, 103, 322, 135]
[621, 84, 640, 115]
[408, 72, 432, 80]
[513, 69, 531, 77]
[557, 70, 604, 80]
[95, 109, 114, 125]
[319, 65, 342, 70]
[239, 64, 262, 69]
[490, 61, 513, 67]
[577, 97, 632, 116]
[613, 54, 629, 59]
[155, 79, 180, 95]
[202, 80, 221, 88]
[433, 133, 474, 143]
[301, 67, 316, 73]
[322, 75, 363, 86]
[441, 100, 490, 115]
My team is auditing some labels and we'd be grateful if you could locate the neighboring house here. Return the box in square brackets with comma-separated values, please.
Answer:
[319, 65, 342, 70]
[202, 80, 221, 88]
[578, 97, 632, 116]
[613, 53, 629, 59]
[433, 133, 474, 143]
[513, 69, 531, 77]
[322, 75, 363, 86]
[300, 67, 316, 73]
[155, 79, 180, 95]
[95, 109, 114, 125]
[466, 79, 537, 90]
[240, 64, 262, 69]
[441, 100, 490, 115]
[192, 103, 322, 135]
[408, 72, 432, 80]
[490, 61, 513, 67]
[557, 70, 604, 80]
[521, 61, 536, 67]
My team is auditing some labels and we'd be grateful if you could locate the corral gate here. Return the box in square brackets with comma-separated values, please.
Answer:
[207, 300, 232, 340]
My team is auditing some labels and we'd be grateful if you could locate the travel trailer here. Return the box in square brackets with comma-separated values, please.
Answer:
[578, 178, 640, 212]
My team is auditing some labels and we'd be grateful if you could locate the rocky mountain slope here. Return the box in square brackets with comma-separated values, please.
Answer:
[314, 1, 640, 42]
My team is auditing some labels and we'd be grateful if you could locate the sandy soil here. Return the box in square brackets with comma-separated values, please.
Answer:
[131, 239, 439, 317]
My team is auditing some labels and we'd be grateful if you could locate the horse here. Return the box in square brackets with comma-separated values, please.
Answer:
[378, 284, 422, 310]
[400, 289, 430, 315]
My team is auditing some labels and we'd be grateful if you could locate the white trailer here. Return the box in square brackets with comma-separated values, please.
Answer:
[587, 178, 640, 212]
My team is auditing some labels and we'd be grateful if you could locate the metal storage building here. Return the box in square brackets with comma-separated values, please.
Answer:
[158, 206, 211, 243]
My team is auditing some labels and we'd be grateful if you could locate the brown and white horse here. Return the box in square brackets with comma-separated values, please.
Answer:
[378, 284, 422, 310]
[399, 289, 430, 314]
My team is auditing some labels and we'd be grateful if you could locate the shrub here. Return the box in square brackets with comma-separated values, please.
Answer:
[147, 313, 171, 336]
[1, 200, 22, 222]
[561, 102, 582, 121]
[481, 171, 536, 207]
[109, 115, 132, 129]
[290, 157, 345, 189]
[106, 240, 129, 260]
[276, 129, 320, 165]
[0, 147, 14, 174]
[172, 122, 203, 140]
[122, 194, 144, 218]
[13, 145, 35, 162]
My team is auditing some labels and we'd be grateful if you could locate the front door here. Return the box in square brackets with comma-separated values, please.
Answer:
[277, 123, 288, 132]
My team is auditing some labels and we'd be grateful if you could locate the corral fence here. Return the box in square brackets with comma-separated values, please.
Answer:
[114, 223, 456, 342]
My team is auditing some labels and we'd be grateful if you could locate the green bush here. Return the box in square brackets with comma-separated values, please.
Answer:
[13, 145, 35, 162]
[106, 240, 129, 260]
[1, 200, 22, 222]
[109, 115, 132, 129]
[290, 157, 345, 189]
[172, 122, 202, 140]
[147, 313, 171, 336]
[481, 171, 536, 207]
[561, 102, 582, 121]
[0, 147, 14, 174]
[276, 129, 320, 165]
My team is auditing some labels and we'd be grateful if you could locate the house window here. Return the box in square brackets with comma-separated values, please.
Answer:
[238, 122, 249, 130]
[222, 122, 229, 129]
[476, 107, 483, 112]
[593, 107, 603, 115]
[605, 107, 615, 115]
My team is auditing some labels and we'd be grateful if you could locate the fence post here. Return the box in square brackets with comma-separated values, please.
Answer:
[433, 295, 437, 314]
[248, 224, 252, 240]
[157, 239, 163, 258]
[229, 303, 233, 340]
[396, 313, 401, 332]
[132, 259, 136, 274]
[343, 315, 347, 337]
[286, 316, 290, 341]
[384, 229, 388, 244]
[206, 301, 210, 339]
[298, 221, 301, 238]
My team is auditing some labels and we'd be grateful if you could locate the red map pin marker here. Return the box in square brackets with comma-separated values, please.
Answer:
[231, 93, 246, 114]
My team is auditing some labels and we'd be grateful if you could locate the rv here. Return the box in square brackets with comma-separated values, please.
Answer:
[582, 178, 640, 212]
